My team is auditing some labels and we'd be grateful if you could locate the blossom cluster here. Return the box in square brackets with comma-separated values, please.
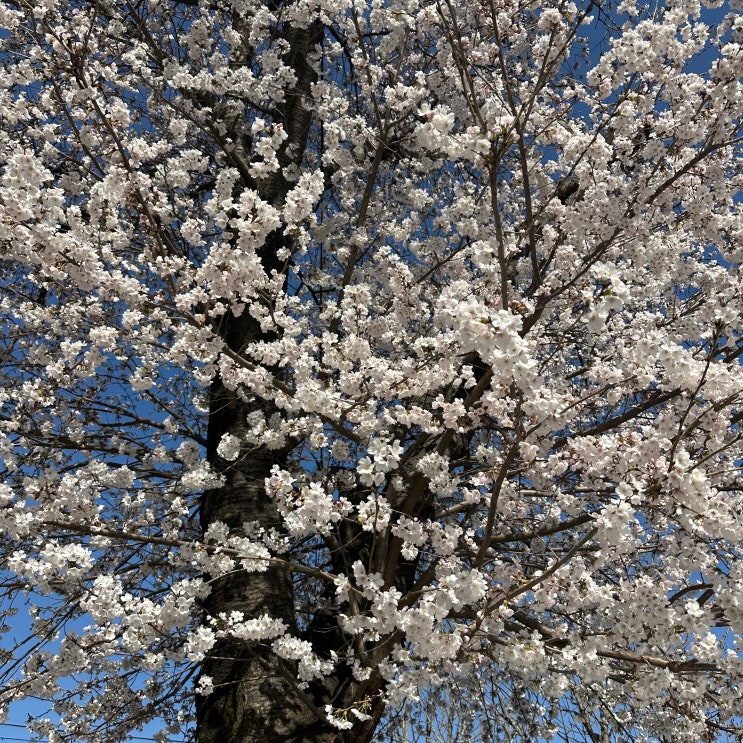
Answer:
[0, 0, 742, 741]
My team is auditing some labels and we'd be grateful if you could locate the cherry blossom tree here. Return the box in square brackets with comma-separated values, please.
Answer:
[0, 0, 742, 742]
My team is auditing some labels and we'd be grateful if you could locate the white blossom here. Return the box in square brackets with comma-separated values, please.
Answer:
[0, 0, 742, 741]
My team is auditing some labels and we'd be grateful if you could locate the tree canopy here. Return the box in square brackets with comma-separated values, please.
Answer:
[0, 0, 742, 742]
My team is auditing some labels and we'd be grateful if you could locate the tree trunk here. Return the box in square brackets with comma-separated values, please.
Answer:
[197, 398, 315, 741]
[195, 12, 383, 743]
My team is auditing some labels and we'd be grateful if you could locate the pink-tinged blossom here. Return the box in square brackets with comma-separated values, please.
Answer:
[0, 0, 742, 741]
